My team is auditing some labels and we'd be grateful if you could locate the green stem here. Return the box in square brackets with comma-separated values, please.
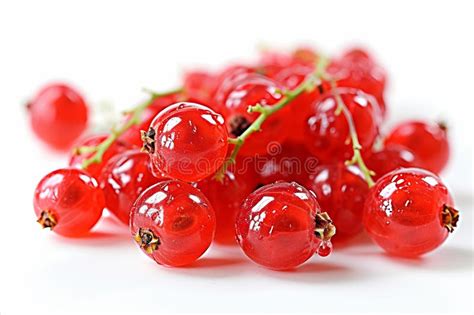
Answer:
[79, 87, 183, 169]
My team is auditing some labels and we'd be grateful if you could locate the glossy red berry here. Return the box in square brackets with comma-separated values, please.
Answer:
[305, 88, 380, 164]
[183, 70, 218, 106]
[100, 150, 165, 225]
[28, 83, 88, 149]
[196, 167, 257, 244]
[363, 168, 459, 257]
[307, 164, 369, 241]
[69, 134, 132, 179]
[366, 145, 419, 181]
[384, 121, 450, 174]
[130, 180, 216, 267]
[236, 182, 336, 270]
[221, 74, 287, 156]
[34, 168, 104, 237]
[142, 102, 228, 182]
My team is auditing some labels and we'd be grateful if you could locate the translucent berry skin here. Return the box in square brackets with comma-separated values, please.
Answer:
[100, 150, 164, 225]
[28, 83, 88, 149]
[307, 164, 369, 241]
[120, 93, 182, 147]
[69, 134, 132, 179]
[130, 180, 216, 267]
[236, 182, 334, 270]
[183, 70, 218, 106]
[305, 88, 380, 164]
[33, 168, 104, 237]
[363, 168, 457, 257]
[222, 74, 287, 156]
[384, 121, 449, 174]
[366, 145, 419, 181]
[196, 168, 257, 244]
[145, 102, 228, 182]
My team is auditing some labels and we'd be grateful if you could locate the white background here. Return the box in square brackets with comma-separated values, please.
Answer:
[0, 1, 473, 314]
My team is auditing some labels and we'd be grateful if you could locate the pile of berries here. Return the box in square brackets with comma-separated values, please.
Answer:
[30, 46, 459, 270]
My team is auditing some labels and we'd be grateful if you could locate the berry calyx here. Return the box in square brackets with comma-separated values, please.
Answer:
[33, 168, 104, 237]
[363, 168, 459, 257]
[28, 83, 88, 149]
[143, 102, 229, 182]
[130, 180, 216, 267]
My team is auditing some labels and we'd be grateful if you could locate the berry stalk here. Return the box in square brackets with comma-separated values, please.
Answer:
[78, 87, 183, 169]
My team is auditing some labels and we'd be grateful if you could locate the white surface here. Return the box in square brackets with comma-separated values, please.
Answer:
[0, 1, 473, 314]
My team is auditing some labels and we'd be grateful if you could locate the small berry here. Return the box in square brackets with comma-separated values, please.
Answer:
[69, 134, 132, 179]
[34, 168, 104, 237]
[363, 168, 459, 257]
[366, 145, 419, 181]
[28, 83, 88, 149]
[183, 70, 218, 106]
[142, 102, 229, 182]
[384, 120, 450, 174]
[236, 182, 336, 270]
[100, 150, 165, 225]
[305, 88, 380, 164]
[307, 164, 369, 241]
[130, 180, 215, 267]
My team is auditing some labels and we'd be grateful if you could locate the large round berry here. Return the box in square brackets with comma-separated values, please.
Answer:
[69, 134, 133, 179]
[100, 150, 165, 225]
[366, 145, 419, 181]
[130, 180, 216, 267]
[220, 74, 287, 156]
[196, 167, 257, 244]
[363, 168, 459, 257]
[28, 83, 88, 149]
[236, 182, 336, 270]
[33, 168, 104, 237]
[307, 164, 369, 241]
[305, 88, 380, 164]
[142, 102, 228, 182]
[384, 120, 449, 174]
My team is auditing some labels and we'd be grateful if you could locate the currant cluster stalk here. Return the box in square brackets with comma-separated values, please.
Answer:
[78, 87, 183, 169]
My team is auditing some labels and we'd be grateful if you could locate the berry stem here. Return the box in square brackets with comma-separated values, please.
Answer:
[78, 87, 183, 169]
[214, 59, 328, 180]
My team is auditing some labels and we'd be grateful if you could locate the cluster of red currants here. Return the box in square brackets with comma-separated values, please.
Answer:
[30, 46, 459, 270]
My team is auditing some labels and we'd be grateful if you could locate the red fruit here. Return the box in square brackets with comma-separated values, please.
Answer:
[100, 150, 165, 225]
[34, 168, 104, 237]
[363, 168, 459, 257]
[69, 134, 132, 179]
[120, 93, 183, 147]
[307, 164, 369, 241]
[130, 180, 216, 267]
[142, 102, 228, 182]
[196, 167, 257, 244]
[236, 182, 336, 270]
[28, 83, 88, 149]
[183, 70, 218, 106]
[222, 74, 287, 156]
[366, 145, 419, 181]
[328, 48, 387, 116]
[213, 65, 255, 109]
[384, 121, 450, 174]
[305, 88, 380, 164]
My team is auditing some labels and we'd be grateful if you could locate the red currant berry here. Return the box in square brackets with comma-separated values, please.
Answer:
[236, 182, 336, 270]
[366, 145, 419, 181]
[328, 48, 387, 117]
[222, 74, 288, 155]
[142, 102, 228, 182]
[34, 168, 104, 237]
[305, 88, 380, 164]
[384, 121, 450, 174]
[69, 134, 133, 179]
[28, 83, 88, 149]
[307, 164, 369, 241]
[130, 180, 216, 267]
[363, 168, 459, 257]
[100, 150, 165, 225]
[196, 167, 257, 245]
[120, 93, 183, 147]
[213, 65, 255, 108]
[183, 70, 218, 106]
